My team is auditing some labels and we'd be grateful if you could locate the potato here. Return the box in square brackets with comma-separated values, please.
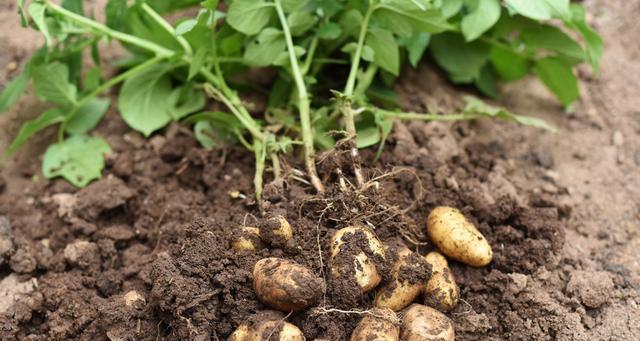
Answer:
[350, 308, 399, 341]
[374, 247, 427, 311]
[423, 251, 459, 312]
[427, 206, 492, 267]
[249, 320, 304, 341]
[231, 226, 262, 251]
[228, 317, 304, 341]
[228, 324, 251, 341]
[330, 226, 386, 293]
[253, 257, 324, 311]
[259, 215, 293, 247]
[400, 304, 455, 341]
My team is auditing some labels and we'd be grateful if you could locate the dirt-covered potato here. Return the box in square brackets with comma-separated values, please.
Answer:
[231, 226, 262, 251]
[229, 317, 304, 341]
[253, 257, 324, 311]
[423, 251, 459, 312]
[330, 226, 386, 293]
[400, 304, 455, 341]
[427, 206, 493, 267]
[258, 215, 293, 247]
[228, 324, 251, 341]
[374, 247, 429, 311]
[249, 320, 304, 341]
[350, 308, 399, 341]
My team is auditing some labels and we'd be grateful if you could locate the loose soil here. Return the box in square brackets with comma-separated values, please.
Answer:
[0, 0, 639, 340]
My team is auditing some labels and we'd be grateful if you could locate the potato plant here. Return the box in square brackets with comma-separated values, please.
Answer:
[1, 0, 601, 198]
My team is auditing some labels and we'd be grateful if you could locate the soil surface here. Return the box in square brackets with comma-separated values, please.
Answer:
[1, 0, 639, 340]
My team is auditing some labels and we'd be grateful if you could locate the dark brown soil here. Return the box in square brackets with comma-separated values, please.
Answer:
[1, 0, 639, 340]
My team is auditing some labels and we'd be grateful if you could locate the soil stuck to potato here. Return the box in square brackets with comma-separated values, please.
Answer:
[0, 120, 575, 340]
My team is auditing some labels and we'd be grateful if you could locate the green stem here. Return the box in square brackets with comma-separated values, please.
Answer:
[344, 4, 376, 97]
[45, 1, 173, 58]
[301, 37, 319, 75]
[58, 56, 165, 141]
[354, 64, 379, 101]
[374, 108, 478, 121]
[140, 3, 193, 56]
[274, 0, 324, 193]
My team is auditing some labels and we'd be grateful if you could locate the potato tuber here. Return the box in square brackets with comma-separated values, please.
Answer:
[330, 226, 386, 293]
[400, 304, 454, 341]
[350, 308, 399, 341]
[423, 251, 459, 312]
[374, 247, 427, 311]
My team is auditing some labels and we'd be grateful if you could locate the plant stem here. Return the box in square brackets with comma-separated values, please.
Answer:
[374, 108, 477, 121]
[274, 0, 324, 193]
[344, 4, 376, 97]
[58, 56, 165, 141]
[354, 64, 379, 101]
[301, 37, 319, 76]
[140, 3, 193, 56]
[45, 1, 173, 58]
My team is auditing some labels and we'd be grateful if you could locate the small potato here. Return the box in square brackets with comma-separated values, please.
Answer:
[350, 308, 399, 341]
[231, 227, 262, 251]
[423, 252, 459, 312]
[249, 320, 304, 341]
[259, 215, 293, 247]
[427, 206, 492, 267]
[374, 247, 428, 311]
[400, 304, 454, 341]
[253, 257, 324, 311]
[330, 226, 386, 293]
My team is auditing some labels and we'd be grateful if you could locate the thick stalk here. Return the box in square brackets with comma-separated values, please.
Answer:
[274, 0, 324, 193]
[140, 3, 193, 55]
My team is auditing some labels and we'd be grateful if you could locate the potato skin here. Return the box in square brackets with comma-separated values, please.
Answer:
[423, 251, 459, 312]
[350, 308, 399, 341]
[253, 258, 324, 312]
[330, 226, 386, 293]
[231, 227, 262, 251]
[400, 304, 455, 341]
[374, 248, 425, 311]
[228, 324, 250, 341]
[427, 206, 492, 267]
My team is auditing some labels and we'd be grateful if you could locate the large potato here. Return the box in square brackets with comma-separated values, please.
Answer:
[400, 304, 454, 341]
[330, 226, 386, 293]
[253, 257, 324, 311]
[423, 251, 459, 312]
[350, 308, 399, 341]
[374, 247, 428, 311]
[231, 226, 262, 252]
[427, 206, 492, 267]
[228, 324, 250, 341]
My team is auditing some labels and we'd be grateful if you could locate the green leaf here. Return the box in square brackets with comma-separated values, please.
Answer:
[461, 0, 501, 41]
[570, 4, 603, 73]
[83, 67, 102, 92]
[201, 0, 219, 10]
[281, 0, 309, 12]
[317, 22, 342, 40]
[474, 64, 498, 99]
[288, 11, 317, 36]
[339, 9, 363, 38]
[0, 71, 30, 113]
[490, 46, 531, 81]
[32, 63, 78, 106]
[118, 66, 174, 136]
[342, 43, 374, 63]
[28, 3, 53, 46]
[356, 125, 381, 148]
[18, 0, 28, 27]
[373, 2, 452, 36]
[430, 33, 490, 83]
[522, 25, 585, 61]
[403, 32, 430, 67]
[227, 0, 275, 35]
[439, 0, 463, 18]
[194, 120, 218, 149]
[505, 0, 570, 21]
[42, 135, 111, 187]
[65, 98, 110, 135]
[188, 47, 208, 80]
[366, 28, 399, 75]
[62, 0, 84, 14]
[5, 108, 65, 156]
[533, 57, 579, 106]
[175, 19, 198, 35]
[463, 96, 557, 132]
[106, 0, 127, 30]
[244, 28, 286, 67]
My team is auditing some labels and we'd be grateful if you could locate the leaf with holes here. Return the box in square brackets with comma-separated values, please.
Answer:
[42, 135, 111, 187]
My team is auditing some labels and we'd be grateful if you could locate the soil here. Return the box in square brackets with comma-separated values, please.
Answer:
[1, 0, 639, 340]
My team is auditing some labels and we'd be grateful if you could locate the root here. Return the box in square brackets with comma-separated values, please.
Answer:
[310, 306, 400, 325]
[265, 312, 293, 341]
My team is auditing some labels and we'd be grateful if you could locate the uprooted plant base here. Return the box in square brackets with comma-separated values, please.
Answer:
[0, 121, 580, 340]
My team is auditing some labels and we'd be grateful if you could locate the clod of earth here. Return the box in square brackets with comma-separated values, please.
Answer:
[427, 206, 493, 267]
